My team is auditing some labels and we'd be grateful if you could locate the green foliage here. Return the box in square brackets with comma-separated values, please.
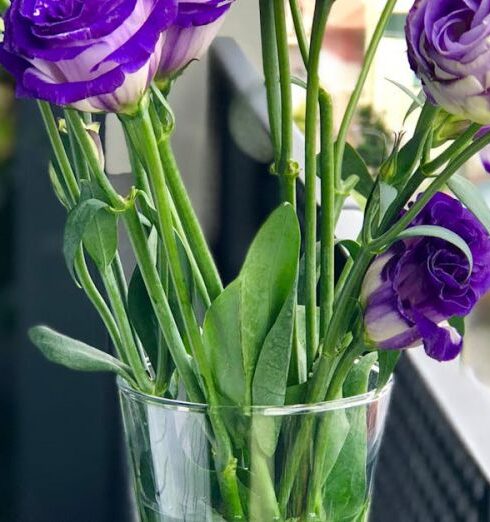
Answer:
[63, 180, 118, 282]
[396, 225, 473, 272]
[448, 174, 490, 234]
[203, 280, 245, 405]
[128, 266, 160, 369]
[203, 204, 300, 407]
[355, 106, 392, 170]
[29, 325, 133, 380]
[323, 352, 378, 520]
[377, 350, 400, 390]
[337, 142, 373, 199]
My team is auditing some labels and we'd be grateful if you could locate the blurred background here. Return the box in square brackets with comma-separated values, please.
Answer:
[1, 0, 490, 520]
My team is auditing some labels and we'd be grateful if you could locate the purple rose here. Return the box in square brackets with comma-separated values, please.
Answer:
[0, 0, 178, 113]
[362, 192, 490, 361]
[406, 0, 490, 124]
[157, 0, 233, 80]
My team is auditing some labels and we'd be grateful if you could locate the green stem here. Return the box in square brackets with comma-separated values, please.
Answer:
[335, 0, 397, 192]
[121, 109, 244, 519]
[38, 102, 79, 205]
[305, 343, 364, 516]
[64, 109, 125, 210]
[250, 436, 283, 521]
[123, 206, 203, 402]
[156, 140, 223, 301]
[102, 266, 152, 392]
[74, 250, 124, 361]
[273, 0, 296, 207]
[373, 131, 490, 249]
[121, 109, 208, 386]
[289, 0, 309, 67]
[398, 103, 439, 184]
[64, 109, 90, 182]
[259, 0, 282, 164]
[319, 90, 335, 340]
[277, 250, 373, 511]
[424, 122, 481, 174]
[304, 0, 334, 368]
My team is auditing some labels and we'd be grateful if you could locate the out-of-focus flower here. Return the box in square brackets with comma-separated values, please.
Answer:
[157, 0, 234, 80]
[476, 127, 490, 174]
[362, 193, 490, 361]
[0, 0, 178, 113]
[406, 1, 490, 125]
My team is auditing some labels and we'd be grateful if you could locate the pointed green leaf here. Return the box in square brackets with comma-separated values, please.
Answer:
[240, 204, 300, 396]
[202, 280, 245, 405]
[447, 174, 490, 234]
[396, 225, 473, 272]
[324, 352, 378, 520]
[337, 142, 373, 198]
[128, 266, 160, 368]
[377, 350, 400, 390]
[379, 181, 398, 223]
[29, 325, 132, 379]
[80, 180, 118, 272]
[253, 284, 296, 406]
[48, 162, 70, 209]
[64, 198, 108, 283]
[386, 79, 424, 109]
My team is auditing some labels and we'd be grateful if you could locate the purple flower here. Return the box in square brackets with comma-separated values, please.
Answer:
[362, 192, 490, 361]
[406, 0, 490, 124]
[477, 127, 490, 174]
[0, 0, 178, 113]
[157, 0, 233, 80]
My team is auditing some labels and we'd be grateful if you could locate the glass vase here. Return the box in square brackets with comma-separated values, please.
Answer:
[118, 372, 393, 522]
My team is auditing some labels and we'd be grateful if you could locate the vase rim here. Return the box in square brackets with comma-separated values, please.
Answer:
[117, 370, 394, 416]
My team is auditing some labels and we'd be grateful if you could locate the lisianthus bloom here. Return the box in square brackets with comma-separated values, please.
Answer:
[157, 0, 233, 80]
[0, 0, 178, 113]
[476, 127, 490, 174]
[406, 1, 490, 125]
[362, 193, 490, 361]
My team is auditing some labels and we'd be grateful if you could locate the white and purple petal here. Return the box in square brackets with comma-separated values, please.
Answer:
[362, 192, 490, 362]
[406, 0, 490, 124]
[0, 0, 179, 112]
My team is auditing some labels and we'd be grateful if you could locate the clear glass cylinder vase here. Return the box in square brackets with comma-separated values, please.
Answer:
[118, 374, 393, 522]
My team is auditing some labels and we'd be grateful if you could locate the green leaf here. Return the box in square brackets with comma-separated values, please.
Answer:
[253, 284, 297, 406]
[377, 350, 400, 390]
[240, 204, 300, 397]
[80, 181, 118, 272]
[396, 225, 473, 272]
[336, 142, 373, 199]
[295, 305, 320, 360]
[449, 315, 465, 337]
[386, 79, 424, 109]
[128, 266, 160, 369]
[48, 162, 70, 209]
[64, 197, 108, 283]
[378, 181, 398, 223]
[337, 239, 361, 261]
[285, 382, 307, 405]
[202, 280, 246, 406]
[447, 174, 490, 234]
[29, 325, 132, 379]
[298, 242, 321, 305]
[324, 353, 377, 520]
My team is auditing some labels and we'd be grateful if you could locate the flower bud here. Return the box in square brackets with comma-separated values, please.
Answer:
[156, 0, 234, 81]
